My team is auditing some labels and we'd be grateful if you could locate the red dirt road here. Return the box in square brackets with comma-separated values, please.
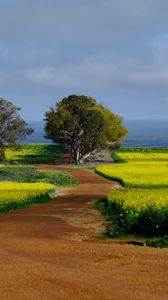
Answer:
[0, 165, 168, 300]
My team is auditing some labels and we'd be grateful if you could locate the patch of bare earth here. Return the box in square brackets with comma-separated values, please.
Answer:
[0, 165, 167, 300]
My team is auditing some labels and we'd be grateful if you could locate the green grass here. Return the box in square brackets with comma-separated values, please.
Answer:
[0, 164, 76, 186]
[5, 144, 65, 163]
[96, 149, 168, 246]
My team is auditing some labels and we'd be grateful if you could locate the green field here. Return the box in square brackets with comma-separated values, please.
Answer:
[96, 148, 168, 242]
[5, 143, 65, 163]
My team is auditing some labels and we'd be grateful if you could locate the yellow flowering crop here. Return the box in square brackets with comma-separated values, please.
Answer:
[96, 152, 168, 236]
[107, 188, 168, 236]
[96, 153, 168, 188]
[116, 152, 168, 164]
[0, 182, 55, 212]
[108, 189, 168, 213]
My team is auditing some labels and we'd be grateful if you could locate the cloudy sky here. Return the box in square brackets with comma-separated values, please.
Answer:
[0, 0, 168, 121]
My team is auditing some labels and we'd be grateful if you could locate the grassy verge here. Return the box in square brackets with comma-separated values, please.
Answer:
[0, 165, 76, 186]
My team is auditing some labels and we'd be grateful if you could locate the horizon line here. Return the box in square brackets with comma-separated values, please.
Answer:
[26, 119, 168, 123]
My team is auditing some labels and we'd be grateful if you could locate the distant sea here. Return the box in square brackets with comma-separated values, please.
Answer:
[22, 120, 168, 148]
[124, 120, 168, 148]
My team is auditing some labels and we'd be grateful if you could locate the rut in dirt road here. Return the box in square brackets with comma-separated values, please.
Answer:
[0, 165, 167, 300]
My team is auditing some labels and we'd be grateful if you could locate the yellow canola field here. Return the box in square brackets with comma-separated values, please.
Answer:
[96, 151, 168, 236]
[108, 189, 168, 213]
[0, 182, 55, 211]
[96, 152, 168, 188]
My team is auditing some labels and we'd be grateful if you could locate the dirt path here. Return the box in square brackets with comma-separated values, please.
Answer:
[0, 165, 168, 300]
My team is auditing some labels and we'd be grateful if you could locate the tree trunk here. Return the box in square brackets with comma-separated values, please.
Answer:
[72, 149, 95, 165]
[72, 149, 83, 165]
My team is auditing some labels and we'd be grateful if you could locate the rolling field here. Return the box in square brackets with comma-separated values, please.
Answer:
[96, 148, 168, 241]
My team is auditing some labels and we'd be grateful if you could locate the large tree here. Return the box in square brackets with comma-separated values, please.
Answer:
[0, 98, 33, 161]
[45, 95, 127, 164]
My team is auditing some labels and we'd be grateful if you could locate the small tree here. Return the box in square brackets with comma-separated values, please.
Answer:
[45, 95, 127, 164]
[0, 98, 33, 161]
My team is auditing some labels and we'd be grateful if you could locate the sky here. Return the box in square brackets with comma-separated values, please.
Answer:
[0, 0, 168, 121]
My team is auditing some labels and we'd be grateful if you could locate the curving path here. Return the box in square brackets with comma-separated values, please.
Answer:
[0, 165, 167, 300]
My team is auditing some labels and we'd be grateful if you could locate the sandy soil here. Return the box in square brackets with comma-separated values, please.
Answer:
[0, 165, 168, 300]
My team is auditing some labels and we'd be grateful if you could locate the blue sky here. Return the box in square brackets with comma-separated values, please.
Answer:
[0, 0, 168, 121]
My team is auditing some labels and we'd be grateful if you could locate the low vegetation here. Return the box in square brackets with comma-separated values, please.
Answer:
[114, 147, 168, 153]
[96, 148, 168, 247]
[0, 164, 75, 212]
[96, 158, 168, 188]
[107, 189, 168, 237]
[5, 143, 65, 163]
[0, 164, 74, 186]
[0, 182, 54, 212]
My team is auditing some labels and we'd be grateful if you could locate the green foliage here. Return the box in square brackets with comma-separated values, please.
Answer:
[107, 189, 168, 237]
[0, 98, 33, 160]
[111, 150, 126, 163]
[146, 235, 168, 248]
[45, 94, 127, 164]
[6, 143, 65, 163]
